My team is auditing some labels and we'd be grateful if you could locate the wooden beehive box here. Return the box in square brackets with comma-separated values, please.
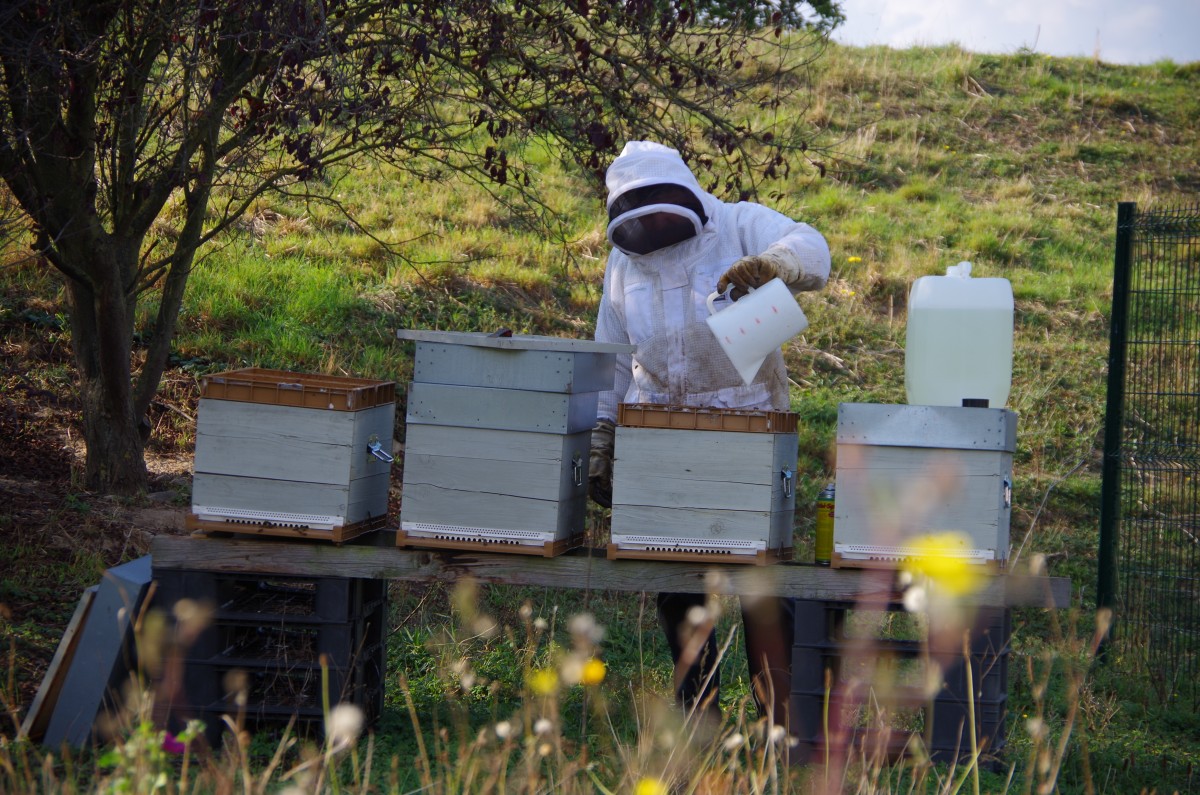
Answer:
[833, 403, 1017, 568]
[190, 369, 396, 542]
[608, 404, 798, 564]
[395, 330, 634, 556]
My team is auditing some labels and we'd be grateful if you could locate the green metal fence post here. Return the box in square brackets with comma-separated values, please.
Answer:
[1096, 201, 1135, 659]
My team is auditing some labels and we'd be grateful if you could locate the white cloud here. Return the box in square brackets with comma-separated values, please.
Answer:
[831, 0, 1200, 65]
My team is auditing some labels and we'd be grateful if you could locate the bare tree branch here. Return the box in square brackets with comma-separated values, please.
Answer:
[0, 0, 830, 494]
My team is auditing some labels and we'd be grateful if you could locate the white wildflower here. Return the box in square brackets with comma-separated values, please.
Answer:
[560, 655, 584, 686]
[903, 583, 928, 614]
[568, 612, 606, 644]
[326, 703, 364, 752]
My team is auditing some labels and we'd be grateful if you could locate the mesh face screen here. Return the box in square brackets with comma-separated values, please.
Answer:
[608, 207, 700, 255]
[608, 183, 708, 225]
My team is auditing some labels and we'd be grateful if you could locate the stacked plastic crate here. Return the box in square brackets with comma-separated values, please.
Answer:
[153, 570, 387, 747]
[789, 600, 1011, 764]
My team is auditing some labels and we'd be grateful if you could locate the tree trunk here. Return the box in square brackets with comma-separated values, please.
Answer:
[65, 267, 149, 496]
[77, 373, 149, 495]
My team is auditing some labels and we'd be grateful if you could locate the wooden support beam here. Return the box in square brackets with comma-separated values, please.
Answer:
[150, 532, 1072, 609]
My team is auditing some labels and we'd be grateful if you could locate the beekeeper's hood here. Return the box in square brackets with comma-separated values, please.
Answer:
[605, 141, 712, 256]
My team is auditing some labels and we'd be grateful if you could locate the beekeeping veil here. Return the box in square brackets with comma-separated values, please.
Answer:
[605, 141, 709, 256]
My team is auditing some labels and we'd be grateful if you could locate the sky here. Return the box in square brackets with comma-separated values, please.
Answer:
[830, 0, 1200, 66]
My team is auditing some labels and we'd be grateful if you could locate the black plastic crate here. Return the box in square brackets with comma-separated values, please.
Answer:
[789, 599, 1010, 765]
[188, 642, 385, 722]
[151, 567, 388, 746]
[790, 644, 1010, 704]
[153, 569, 386, 625]
[794, 599, 1009, 653]
[929, 695, 1007, 756]
[187, 610, 386, 669]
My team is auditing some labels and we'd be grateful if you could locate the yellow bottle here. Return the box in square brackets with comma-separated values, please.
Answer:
[814, 484, 835, 566]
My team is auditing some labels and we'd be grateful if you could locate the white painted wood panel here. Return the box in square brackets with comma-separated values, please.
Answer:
[400, 483, 585, 539]
[192, 471, 389, 525]
[402, 424, 588, 467]
[837, 403, 1017, 452]
[348, 405, 399, 480]
[613, 427, 796, 510]
[194, 401, 393, 484]
[834, 444, 1012, 554]
[609, 426, 798, 549]
[611, 504, 794, 548]
[402, 426, 588, 504]
[397, 329, 633, 355]
[411, 343, 616, 393]
[405, 382, 599, 434]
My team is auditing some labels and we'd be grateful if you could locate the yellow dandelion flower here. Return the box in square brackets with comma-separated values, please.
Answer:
[581, 658, 606, 686]
[635, 777, 669, 795]
[847, 255, 862, 263]
[528, 668, 559, 696]
[903, 531, 983, 596]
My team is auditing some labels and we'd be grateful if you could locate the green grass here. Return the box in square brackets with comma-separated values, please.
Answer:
[3, 37, 1200, 794]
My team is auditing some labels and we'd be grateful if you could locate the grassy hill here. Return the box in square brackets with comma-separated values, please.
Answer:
[2, 39, 1199, 793]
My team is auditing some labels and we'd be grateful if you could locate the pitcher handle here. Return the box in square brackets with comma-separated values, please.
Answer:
[706, 283, 739, 315]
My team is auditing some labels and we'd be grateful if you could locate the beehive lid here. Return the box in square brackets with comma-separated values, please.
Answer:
[396, 329, 635, 355]
[618, 403, 797, 433]
[837, 402, 1017, 452]
[200, 368, 396, 411]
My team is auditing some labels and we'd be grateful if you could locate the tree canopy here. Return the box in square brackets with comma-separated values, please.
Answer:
[699, 0, 843, 31]
[0, 0, 828, 494]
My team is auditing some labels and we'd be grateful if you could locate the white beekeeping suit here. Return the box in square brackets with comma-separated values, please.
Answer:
[590, 141, 831, 727]
[595, 140, 830, 420]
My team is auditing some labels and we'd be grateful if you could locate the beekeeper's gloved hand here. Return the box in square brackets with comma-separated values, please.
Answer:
[718, 253, 784, 301]
[588, 419, 616, 509]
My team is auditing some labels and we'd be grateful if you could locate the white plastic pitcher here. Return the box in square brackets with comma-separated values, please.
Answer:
[706, 277, 809, 385]
[905, 261, 1014, 408]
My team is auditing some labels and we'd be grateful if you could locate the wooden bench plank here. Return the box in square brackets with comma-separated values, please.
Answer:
[150, 532, 1072, 609]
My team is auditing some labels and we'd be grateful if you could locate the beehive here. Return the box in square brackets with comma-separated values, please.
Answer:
[833, 402, 1017, 567]
[190, 369, 396, 542]
[396, 330, 633, 555]
[608, 404, 798, 564]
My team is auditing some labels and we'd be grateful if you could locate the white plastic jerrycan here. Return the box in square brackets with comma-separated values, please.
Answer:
[905, 261, 1014, 408]
[706, 277, 809, 385]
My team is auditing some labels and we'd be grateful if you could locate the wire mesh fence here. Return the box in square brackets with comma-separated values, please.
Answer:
[1099, 201, 1200, 710]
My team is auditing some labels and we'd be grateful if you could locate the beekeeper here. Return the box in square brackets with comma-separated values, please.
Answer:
[590, 140, 830, 728]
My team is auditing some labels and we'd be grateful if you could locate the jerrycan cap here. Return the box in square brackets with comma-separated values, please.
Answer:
[946, 261, 973, 278]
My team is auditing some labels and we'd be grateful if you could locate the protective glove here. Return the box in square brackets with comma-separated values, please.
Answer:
[717, 254, 782, 301]
[588, 419, 616, 509]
